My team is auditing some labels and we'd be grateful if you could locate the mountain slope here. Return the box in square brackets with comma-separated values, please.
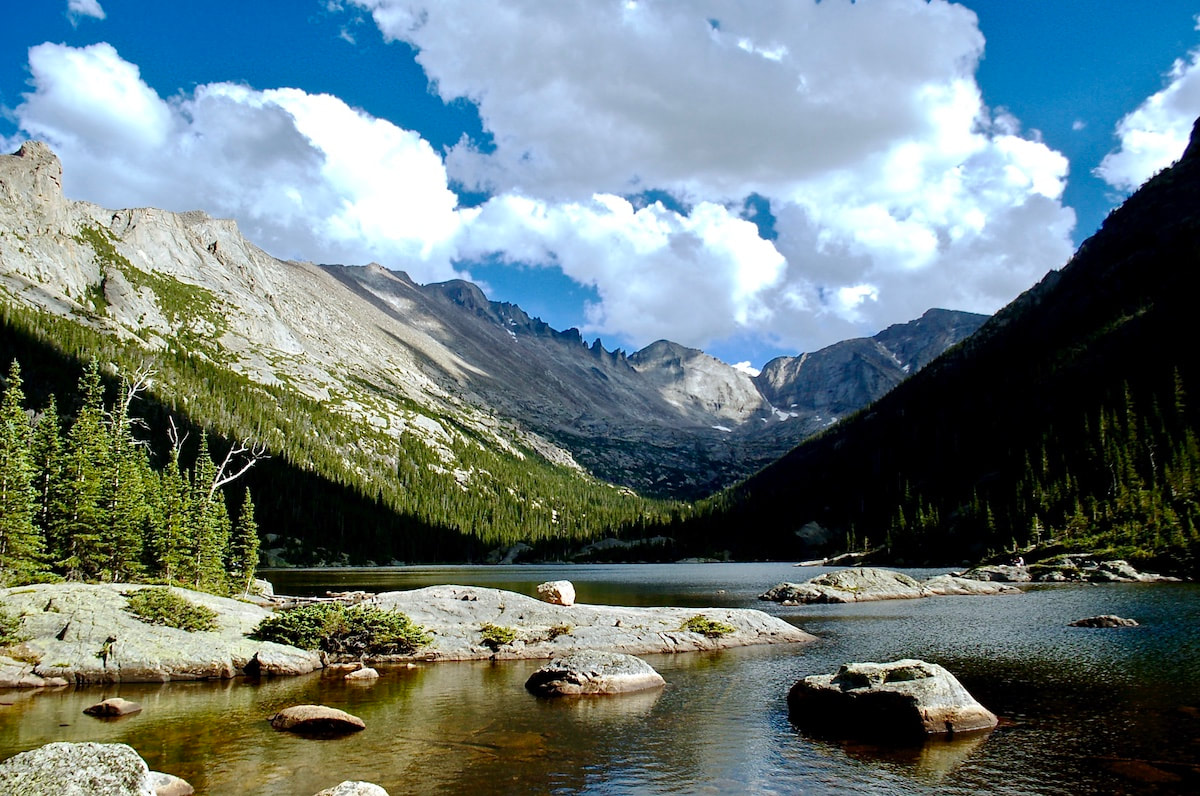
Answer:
[680, 118, 1200, 572]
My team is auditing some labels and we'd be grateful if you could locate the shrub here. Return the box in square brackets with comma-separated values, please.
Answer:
[479, 622, 519, 650]
[124, 588, 219, 632]
[0, 606, 24, 645]
[251, 603, 431, 657]
[680, 615, 737, 638]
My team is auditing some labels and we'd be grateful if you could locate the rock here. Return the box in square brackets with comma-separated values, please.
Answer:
[525, 651, 666, 696]
[788, 659, 998, 742]
[345, 666, 379, 681]
[270, 705, 366, 735]
[921, 575, 1020, 596]
[251, 578, 274, 597]
[536, 580, 576, 607]
[760, 568, 929, 603]
[0, 582, 320, 683]
[0, 653, 61, 688]
[148, 771, 195, 796]
[313, 782, 390, 796]
[0, 741, 154, 795]
[1069, 615, 1140, 628]
[368, 585, 813, 661]
[958, 564, 1032, 583]
[84, 697, 144, 717]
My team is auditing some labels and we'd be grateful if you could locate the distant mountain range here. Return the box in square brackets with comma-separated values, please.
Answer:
[0, 137, 981, 551]
[683, 118, 1200, 574]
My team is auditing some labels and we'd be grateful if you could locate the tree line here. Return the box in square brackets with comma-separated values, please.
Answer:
[0, 358, 259, 593]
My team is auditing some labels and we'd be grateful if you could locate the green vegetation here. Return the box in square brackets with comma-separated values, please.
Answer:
[124, 587, 218, 632]
[479, 622, 519, 650]
[680, 615, 736, 638]
[251, 603, 431, 657]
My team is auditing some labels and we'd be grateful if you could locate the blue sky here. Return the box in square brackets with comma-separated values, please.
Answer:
[3, 1, 1199, 371]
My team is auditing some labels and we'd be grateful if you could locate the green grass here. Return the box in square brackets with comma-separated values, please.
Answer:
[680, 615, 736, 638]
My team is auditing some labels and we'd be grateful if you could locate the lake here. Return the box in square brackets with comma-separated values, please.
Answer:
[1, 563, 1197, 794]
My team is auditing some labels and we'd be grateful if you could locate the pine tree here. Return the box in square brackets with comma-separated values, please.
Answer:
[189, 434, 231, 593]
[0, 360, 47, 584]
[146, 449, 190, 583]
[229, 487, 260, 594]
[61, 360, 110, 580]
[30, 394, 66, 544]
[101, 378, 147, 581]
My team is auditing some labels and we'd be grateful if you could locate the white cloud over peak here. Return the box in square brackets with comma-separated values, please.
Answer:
[67, 1, 105, 23]
[1097, 47, 1200, 192]
[351, 0, 1076, 352]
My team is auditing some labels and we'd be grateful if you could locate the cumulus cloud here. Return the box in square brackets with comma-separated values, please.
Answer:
[350, 0, 1076, 353]
[1097, 47, 1200, 192]
[10, 42, 465, 279]
[67, 0, 105, 24]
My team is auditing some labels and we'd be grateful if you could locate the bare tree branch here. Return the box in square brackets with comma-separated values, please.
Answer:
[208, 438, 270, 500]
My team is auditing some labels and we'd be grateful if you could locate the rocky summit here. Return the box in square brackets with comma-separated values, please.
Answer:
[0, 142, 983, 499]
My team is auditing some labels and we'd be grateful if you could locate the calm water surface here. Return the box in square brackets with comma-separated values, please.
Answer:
[1, 563, 1197, 795]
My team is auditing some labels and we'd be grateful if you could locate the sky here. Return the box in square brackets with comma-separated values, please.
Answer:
[2, 2, 1199, 372]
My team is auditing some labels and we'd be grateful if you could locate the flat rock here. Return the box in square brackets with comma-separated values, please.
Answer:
[0, 583, 320, 683]
[789, 659, 998, 742]
[313, 781, 390, 795]
[525, 651, 666, 696]
[536, 580, 576, 607]
[0, 741, 154, 795]
[84, 697, 143, 717]
[761, 568, 929, 603]
[1069, 614, 1140, 628]
[270, 704, 366, 735]
[367, 585, 812, 661]
[921, 575, 1020, 596]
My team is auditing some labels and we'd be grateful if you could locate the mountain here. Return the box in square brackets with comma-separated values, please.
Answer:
[0, 141, 980, 561]
[681, 118, 1200, 573]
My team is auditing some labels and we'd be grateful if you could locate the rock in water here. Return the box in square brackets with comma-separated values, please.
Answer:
[269, 705, 366, 735]
[1069, 615, 1139, 628]
[0, 741, 154, 795]
[788, 659, 998, 741]
[313, 783, 390, 796]
[760, 568, 929, 603]
[84, 697, 144, 717]
[537, 580, 576, 607]
[525, 651, 666, 696]
[148, 771, 195, 796]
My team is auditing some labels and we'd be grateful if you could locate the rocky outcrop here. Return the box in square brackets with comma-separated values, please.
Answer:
[313, 783, 389, 796]
[369, 585, 813, 661]
[0, 654, 69, 688]
[1069, 615, 1139, 628]
[84, 697, 143, 717]
[269, 705, 366, 735]
[759, 568, 1018, 604]
[788, 659, 998, 741]
[961, 557, 1177, 584]
[0, 583, 321, 684]
[0, 741, 155, 796]
[525, 651, 665, 696]
[537, 580, 576, 606]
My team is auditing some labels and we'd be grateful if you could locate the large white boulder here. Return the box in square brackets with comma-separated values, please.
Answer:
[0, 742, 154, 796]
[536, 580, 576, 607]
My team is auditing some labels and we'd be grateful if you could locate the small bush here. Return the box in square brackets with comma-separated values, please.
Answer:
[0, 606, 24, 645]
[251, 603, 431, 657]
[680, 615, 737, 638]
[124, 588, 219, 632]
[479, 622, 519, 650]
[546, 623, 573, 641]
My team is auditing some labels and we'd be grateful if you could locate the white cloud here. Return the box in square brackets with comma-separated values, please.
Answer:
[67, 0, 105, 23]
[10, 42, 464, 280]
[351, 0, 1077, 354]
[1097, 48, 1200, 192]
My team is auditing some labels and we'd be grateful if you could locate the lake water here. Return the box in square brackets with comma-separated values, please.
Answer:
[1, 563, 1198, 795]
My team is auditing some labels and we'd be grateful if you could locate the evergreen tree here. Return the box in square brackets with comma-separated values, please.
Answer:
[146, 449, 190, 583]
[101, 378, 147, 581]
[30, 394, 66, 545]
[189, 434, 231, 593]
[60, 361, 109, 580]
[229, 487, 260, 594]
[0, 360, 47, 584]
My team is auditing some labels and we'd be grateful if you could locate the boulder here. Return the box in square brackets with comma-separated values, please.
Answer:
[84, 697, 143, 717]
[525, 650, 665, 696]
[269, 704, 366, 735]
[1069, 615, 1139, 628]
[345, 666, 379, 681]
[958, 564, 1031, 583]
[788, 659, 998, 742]
[314, 782, 390, 796]
[148, 771, 195, 796]
[0, 741, 154, 795]
[760, 568, 929, 604]
[536, 580, 576, 607]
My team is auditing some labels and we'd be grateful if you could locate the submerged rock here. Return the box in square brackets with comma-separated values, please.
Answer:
[537, 580, 576, 607]
[1069, 615, 1139, 628]
[788, 659, 998, 742]
[148, 771, 195, 796]
[525, 651, 665, 696]
[313, 782, 390, 796]
[270, 704, 366, 735]
[0, 741, 154, 796]
[84, 697, 143, 717]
